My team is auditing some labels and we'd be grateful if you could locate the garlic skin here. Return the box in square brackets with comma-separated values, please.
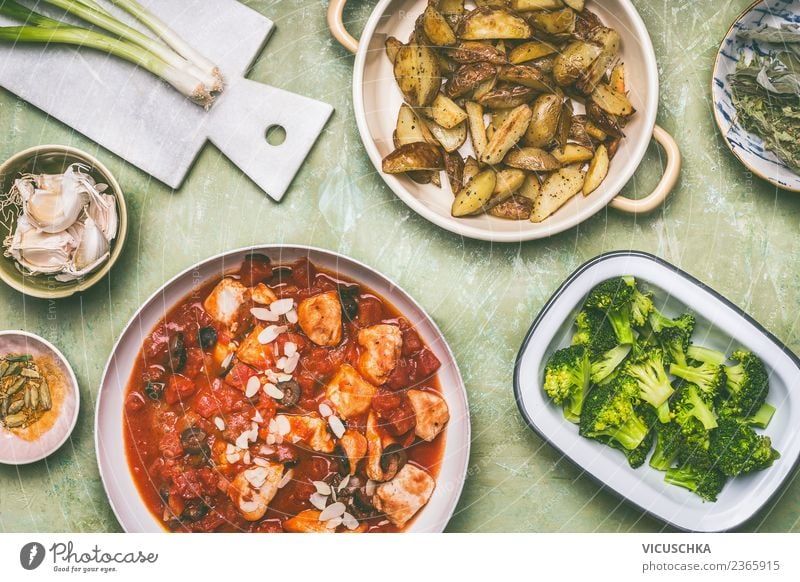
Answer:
[3, 164, 118, 281]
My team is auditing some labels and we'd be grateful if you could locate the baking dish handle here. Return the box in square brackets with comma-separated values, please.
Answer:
[609, 124, 681, 214]
[328, 0, 359, 54]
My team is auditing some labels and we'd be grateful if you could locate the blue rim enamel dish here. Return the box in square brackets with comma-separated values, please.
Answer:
[712, 0, 800, 192]
[513, 251, 800, 532]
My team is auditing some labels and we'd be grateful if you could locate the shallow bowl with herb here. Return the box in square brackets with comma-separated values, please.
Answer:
[0, 145, 128, 299]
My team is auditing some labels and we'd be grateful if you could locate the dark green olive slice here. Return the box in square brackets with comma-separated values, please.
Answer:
[276, 380, 301, 408]
[380, 443, 408, 481]
[198, 326, 218, 350]
[180, 427, 208, 454]
[181, 503, 209, 523]
[144, 381, 166, 400]
[168, 333, 187, 373]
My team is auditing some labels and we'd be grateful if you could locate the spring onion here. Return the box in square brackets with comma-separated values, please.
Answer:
[0, 0, 222, 108]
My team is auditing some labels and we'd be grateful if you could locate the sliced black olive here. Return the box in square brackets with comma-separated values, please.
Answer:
[144, 381, 166, 401]
[198, 326, 217, 349]
[182, 503, 208, 523]
[158, 488, 170, 503]
[168, 333, 187, 373]
[270, 266, 293, 284]
[350, 489, 376, 519]
[180, 427, 208, 454]
[186, 453, 207, 467]
[380, 443, 408, 481]
[333, 445, 351, 476]
[338, 284, 360, 322]
[276, 380, 301, 408]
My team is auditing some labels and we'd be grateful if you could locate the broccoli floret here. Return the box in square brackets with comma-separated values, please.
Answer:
[743, 403, 777, 429]
[579, 375, 649, 450]
[622, 276, 654, 327]
[686, 345, 727, 366]
[624, 347, 674, 423]
[590, 343, 632, 385]
[543, 345, 590, 423]
[572, 309, 618, 355]
[665, 465, 727, 502]
[719, 350, 769, 418]
[708, 418, 780, 477]
[583, 278, 635, 345]
[675, 418, 715, 470]
[650, 422, 684, 471]
[656, 318, 695, 367]
[623, 404, 658, 468]
[673, 384, 718, 431]
[669, 361, 726, 401]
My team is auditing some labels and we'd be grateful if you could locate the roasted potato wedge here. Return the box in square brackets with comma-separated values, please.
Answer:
[477, 85, 536, 109]
[393, 103, 427, 147]
[459, 8, 532, 40]
[504, 147, 561, 172]
[489, 195, 533, 219]
[462, 155, 480, 185]
[439, 0, 466, 15]
[425, 119, 468, 152]
[510, 0, 564, 10]
[592, 83, 634, 117]
[394, 43, 442, 107]
[487, 108, 512, 140]
[474, 0, 509, 6]
[564, 0, 586, 10]
[481, 103, 532, 165]
[586, 101, 624, 137]
[552, 41, 603, 86]
[430, 93, 468, 128]
[584, 119, 608, 141]
[530, 164, 585, 222]
[452, 168, 497, 216]
[408, 170, 439, 185]
[508, 41, 558, 64]
[448, 41, 507, 64]
[465, 101, 488, 160]
[446, 62, 496, 98]
[497, 65, 552, 91]
[517, 173, 541, 201]
[444, 150, 465, 193]
[525, 93, 561, 147]
[583, 144, 609, 195]
[382, 142, 444, 173]
[490, 167, 526, 205]
[577, 28, 621, 94]
[423, 5, 457, 46]
[551, 144, 594, 164]
[610, 62, 626, 93]
[385, 36, 403, 65]
[568, 115, 594, 148]
[472, 77, 497, 101]
[556, 100, 572, 148]
[529, 8, 576, 36]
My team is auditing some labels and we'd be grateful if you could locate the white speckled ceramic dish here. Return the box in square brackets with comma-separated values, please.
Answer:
[328, 0, 681, 242]
[0, 330, 79, 465]
[712, 0, 800, 192]
[515, 251, 800, 532]
[95, 245, 471, 532]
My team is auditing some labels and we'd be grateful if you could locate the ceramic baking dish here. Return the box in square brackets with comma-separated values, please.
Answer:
[514, 250, 800, 532]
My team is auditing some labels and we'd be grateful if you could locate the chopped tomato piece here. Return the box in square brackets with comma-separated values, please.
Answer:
[225, 361, 258, 392]
[291, 258, 317, 288]
[182, 347, 205, 379]
[164, 374, 197, 404]
[158, 433, 184, 459]
[125, 391, 146, 413]
[240, 254, 272, 287]
[357, 296, 384, 327]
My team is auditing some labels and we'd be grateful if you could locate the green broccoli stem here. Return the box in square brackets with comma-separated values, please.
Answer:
[682, 389, 718, 430]
[591, 414, 649, 450]
[607, 311, 634, 345]
[744, 403, 776, 429]
[655, 401, 671, 424]
[687, 345, 727, 365]
[650, 443, 677, 471]
[590, 344, 631, 384]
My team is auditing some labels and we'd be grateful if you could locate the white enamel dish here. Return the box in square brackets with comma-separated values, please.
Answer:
[328, 0, 681, 242]
[514, 251, 800, 532]
[95, 245, 471, 532]
[712, 0, 800, 193]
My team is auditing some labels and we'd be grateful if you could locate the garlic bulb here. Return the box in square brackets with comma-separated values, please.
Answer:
[2, 164, 118, 282]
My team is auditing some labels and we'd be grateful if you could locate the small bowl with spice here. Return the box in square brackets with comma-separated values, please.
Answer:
[0, 145, 128, 299]
[0, 330, 80, 464]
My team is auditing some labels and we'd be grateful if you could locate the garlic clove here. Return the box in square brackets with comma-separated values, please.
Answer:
[3, 216, 76, 274]
[72, 216, 109, 271]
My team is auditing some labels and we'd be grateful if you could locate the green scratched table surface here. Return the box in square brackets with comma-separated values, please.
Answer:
[1, 0, 799, 533]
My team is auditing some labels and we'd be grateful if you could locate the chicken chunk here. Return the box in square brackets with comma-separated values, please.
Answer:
[282, 414, 335, 453]
[325, 364, 377, 419]
[357, 324, 402, 385]
[365, 411, 388, 482]
[407, 389, 450, 442]
[298, 291, 342, 346]
[204, 278, 249, 328]
[373, 464, 435, 528]
[236, 325, 277, 370]
[251, 282, 278, 305]
[339, 429, 368, 475]
[283, 510, 333, 533]
[228, 462, 284, 521]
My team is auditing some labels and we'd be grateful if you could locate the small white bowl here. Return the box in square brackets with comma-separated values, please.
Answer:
[95, 245, 471, 532]
[329, 0, 681, 242]
[514, 251, 800, 532]
[0, 330, 80, 465]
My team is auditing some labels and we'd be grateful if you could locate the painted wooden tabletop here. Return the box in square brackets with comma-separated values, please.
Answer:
[1, 0, 799, 532]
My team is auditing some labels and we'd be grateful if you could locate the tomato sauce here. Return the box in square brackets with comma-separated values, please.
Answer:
[124, 255, 447, 533]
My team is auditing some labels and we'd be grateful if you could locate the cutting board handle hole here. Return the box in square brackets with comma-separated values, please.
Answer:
[265, 125, 287, 146]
